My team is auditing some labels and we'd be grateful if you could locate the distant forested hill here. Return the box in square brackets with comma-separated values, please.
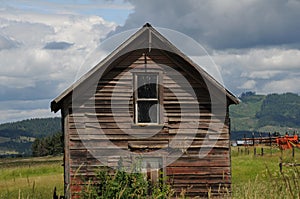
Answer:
[0, 118, 61, 156]
[230, 92, 300, 140]
[0, 117, 61, 138]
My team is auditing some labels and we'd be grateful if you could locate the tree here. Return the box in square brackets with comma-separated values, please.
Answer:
[31, 132, 63, 157]
[240, 91, 256, 99]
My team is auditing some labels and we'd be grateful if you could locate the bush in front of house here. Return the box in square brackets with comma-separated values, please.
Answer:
[81, 160, 174, 199]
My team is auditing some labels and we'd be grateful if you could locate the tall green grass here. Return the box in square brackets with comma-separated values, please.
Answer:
[232, 146, 300, 199]
[0, 148, 299, 198]
[0, 156, 64, 199]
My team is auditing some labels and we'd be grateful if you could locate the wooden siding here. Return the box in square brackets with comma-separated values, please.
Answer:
[65, 49, 231, 198]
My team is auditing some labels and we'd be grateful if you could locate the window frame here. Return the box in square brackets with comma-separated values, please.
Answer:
[133, 156, 166, 186]
[133, 71, 163, 125]
[143, 157, 164, 185]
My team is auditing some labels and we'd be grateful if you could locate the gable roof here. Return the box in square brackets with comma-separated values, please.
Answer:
[51, 23, 239, 113]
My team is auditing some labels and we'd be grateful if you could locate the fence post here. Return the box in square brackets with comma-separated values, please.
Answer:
[279, 162, 282, 173]
[292, 146, 295, 158]
[259, 133, 262, 144]
[261, 148, 264, 156]
[254, 147, 256, 156]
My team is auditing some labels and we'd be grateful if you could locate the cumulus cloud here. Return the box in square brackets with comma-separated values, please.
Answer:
[261, 49, 300, 69]
[0, 99, 50, 111]
[0, 108, 59, 124]
[0, 8, 116, 92]
[211, 48, 300, 94]
[238, 80, 256, 90]
[0, 5, 117, 123]
[241, 70, 283, 80]
[0, 34, 20, 50]
[263, 78, 300, 94]
[0, 76, 35, 89]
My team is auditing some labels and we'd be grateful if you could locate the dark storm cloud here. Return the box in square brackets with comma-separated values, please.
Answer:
[113, 0, 300, 49]
[44, 41, 74, 50]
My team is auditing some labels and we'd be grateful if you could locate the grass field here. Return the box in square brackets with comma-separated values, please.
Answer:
[0, 156, 64, 199]
[232, 146, 300, 199]
[0, 147, 299, 198]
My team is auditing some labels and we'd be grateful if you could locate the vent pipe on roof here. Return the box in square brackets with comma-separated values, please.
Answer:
[148, 29, 152, 52]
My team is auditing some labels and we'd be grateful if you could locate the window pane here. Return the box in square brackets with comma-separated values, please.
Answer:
[138, 101, 158, 123]
[137, 75, 157, 98]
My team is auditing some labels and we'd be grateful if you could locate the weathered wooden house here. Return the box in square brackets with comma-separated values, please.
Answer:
[51, 23, 238, 198]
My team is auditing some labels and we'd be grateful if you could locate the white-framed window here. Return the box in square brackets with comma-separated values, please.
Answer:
[133, 72, 161, 125]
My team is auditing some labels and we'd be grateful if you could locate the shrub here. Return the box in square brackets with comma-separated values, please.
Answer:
[81, 160, 174, 199]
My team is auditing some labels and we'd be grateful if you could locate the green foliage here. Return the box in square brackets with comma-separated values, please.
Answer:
[0, 129, 32, 139]
[0, 118, 62, 156]
[32, 132, 63, 157]
[239, 91, 256, 100]
[84, 169, 148, 199]
[0, 117, 61, 138]
[0, 141, 32, 156]
[256, 93, 300, 127]
[81, 160, 174, 199]
[230, 93, 265, 132]
[230, 92, 300, 134]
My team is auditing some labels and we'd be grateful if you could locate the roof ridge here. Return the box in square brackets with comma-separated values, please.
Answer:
[143, 23, 152, 27]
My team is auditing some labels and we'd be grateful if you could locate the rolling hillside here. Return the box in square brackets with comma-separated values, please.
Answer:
[0, 117, 61, 156]
[230, 92, 300, 140]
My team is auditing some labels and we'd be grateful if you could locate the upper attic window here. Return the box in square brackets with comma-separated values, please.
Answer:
[133, 72, 161, 124]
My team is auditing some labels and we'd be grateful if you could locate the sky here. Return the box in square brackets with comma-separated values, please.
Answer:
[0, 0, 300, 123]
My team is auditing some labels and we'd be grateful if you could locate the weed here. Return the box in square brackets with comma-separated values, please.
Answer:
[232, 146, 300, 199]
[0, 156, 63, 199]
[80, 159, 174, 199]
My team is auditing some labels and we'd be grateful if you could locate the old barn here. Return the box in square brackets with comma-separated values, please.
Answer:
[51, 23, 238, 198]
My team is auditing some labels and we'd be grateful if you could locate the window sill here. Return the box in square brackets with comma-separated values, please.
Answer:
[131, 124, 164, 129]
